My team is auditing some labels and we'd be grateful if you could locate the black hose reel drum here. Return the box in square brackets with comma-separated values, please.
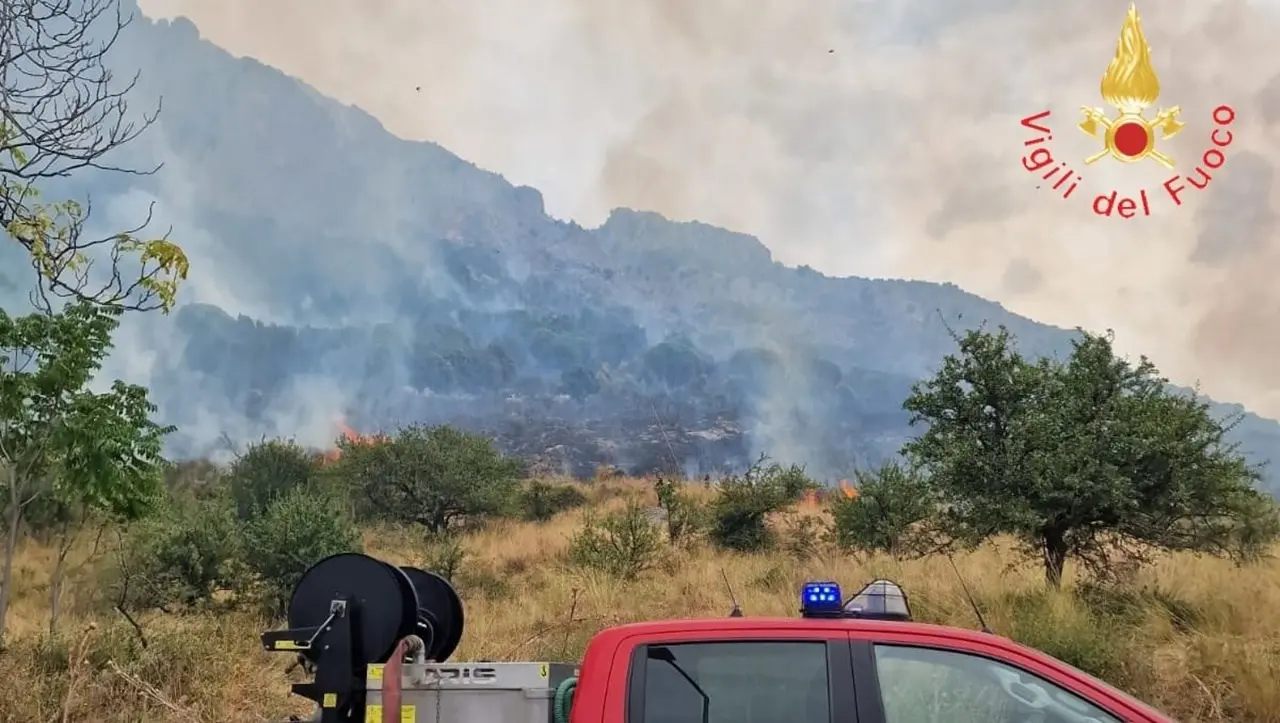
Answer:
[261, 553, 465, 722]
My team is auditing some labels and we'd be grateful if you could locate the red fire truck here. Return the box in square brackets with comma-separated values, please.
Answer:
[263, 554, 1173, 723]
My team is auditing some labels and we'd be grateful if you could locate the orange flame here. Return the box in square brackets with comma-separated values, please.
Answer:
[801, 489, 818, 508]
[320, 418, 380, 463]
[839, 480, 858, 499]
[337, 418, 361, 443]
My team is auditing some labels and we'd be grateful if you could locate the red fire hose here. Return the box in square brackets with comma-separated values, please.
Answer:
[381, 635, 426, 723]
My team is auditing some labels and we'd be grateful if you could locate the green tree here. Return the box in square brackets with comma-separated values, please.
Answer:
[227, 438, 316, 522]
[244, 487, 362, 616]
[903, 327, 1275, 587]
[2, 0, 188, 312]
[0, 302, 171, 643]
[642, 338, 708, 388]
[831, 461, 937, 557]
[337, 424, 520, 533]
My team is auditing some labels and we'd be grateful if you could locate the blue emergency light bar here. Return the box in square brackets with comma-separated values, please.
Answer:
[800, 579, 912, 621]
[800, 581, 843, 615]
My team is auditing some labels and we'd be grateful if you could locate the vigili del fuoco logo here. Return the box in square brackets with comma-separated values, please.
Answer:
[1019, 3, 1235, 218]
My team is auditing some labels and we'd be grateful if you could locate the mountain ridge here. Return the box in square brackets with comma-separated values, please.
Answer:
[5, 9, 1279, 490]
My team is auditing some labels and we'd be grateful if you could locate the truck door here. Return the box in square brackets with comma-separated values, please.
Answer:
[614, 631, 859, 723]
[846, 636, 1166, 722]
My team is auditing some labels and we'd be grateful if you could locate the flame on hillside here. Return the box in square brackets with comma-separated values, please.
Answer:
[320, 418, 381, 463]
[799, 481, 858, 508]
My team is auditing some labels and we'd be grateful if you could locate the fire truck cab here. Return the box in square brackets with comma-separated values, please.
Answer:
[264, 556, 1174, 723]
[566, 580, 1171, 723]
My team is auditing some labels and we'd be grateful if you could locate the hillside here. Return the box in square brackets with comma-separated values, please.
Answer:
[1, 478, 1277, 722]
[4, 6, 1280, 490]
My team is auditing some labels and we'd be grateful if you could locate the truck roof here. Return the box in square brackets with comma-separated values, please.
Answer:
[596, 615, 996, 640]
[588, 615, 1075, 674]
[589, 615, 1023, 651]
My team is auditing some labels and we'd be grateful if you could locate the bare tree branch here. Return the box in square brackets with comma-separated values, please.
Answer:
[1, 0, 187, 313]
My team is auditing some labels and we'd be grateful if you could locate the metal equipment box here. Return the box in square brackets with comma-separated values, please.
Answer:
[364, 662, 578, 723]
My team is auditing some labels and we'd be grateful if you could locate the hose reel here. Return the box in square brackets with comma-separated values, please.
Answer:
[262, 552, 465, 722]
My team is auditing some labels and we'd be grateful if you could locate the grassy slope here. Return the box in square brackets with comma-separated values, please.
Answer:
[1, 479, 1278, 722]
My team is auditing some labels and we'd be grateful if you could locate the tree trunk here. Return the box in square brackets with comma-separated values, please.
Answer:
[0, 477, 22, 647]
[1042, 527, 1068, 588]
[49, 521, 74, 635]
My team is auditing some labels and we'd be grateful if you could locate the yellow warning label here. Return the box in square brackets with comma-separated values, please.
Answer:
[365, 704, 415, 722]
[322, 693, 337, 708]
[368, 664, 384, 680]
[273, 640, 310, 650]
[539, 663, 549, 679]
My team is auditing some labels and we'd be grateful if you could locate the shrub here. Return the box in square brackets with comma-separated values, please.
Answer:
[519, 480, 587, 521]
[654, 477, 705, 546]
[567, 500, 662, 579]
[111, 498, 243, 610]
[768, 462, 818, 502]
[783, 514, 828, 560]
[421, 531, 467, 582]
[242, 487, 363, 616]
[831, 461, 937, 557]
[227, 439, 316, 522]
[708, 459, 807, 552]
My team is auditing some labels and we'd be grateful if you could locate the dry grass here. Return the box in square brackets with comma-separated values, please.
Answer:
[0, 478, 1278, 721]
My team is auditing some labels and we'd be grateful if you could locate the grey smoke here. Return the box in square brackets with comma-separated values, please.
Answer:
[129, 0, 1280, 420]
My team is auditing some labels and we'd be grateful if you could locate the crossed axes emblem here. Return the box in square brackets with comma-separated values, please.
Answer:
[1078, 105, 1184, 169]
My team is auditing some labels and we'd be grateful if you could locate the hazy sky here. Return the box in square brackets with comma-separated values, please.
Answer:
[138, 0, 1280, 416]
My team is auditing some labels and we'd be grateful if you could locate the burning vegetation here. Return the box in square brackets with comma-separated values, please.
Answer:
[320, 418, 383, 463]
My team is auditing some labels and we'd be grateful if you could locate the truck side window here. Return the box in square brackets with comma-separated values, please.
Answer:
[872, 644, 1123, 723]
[636, 641, 830, 723]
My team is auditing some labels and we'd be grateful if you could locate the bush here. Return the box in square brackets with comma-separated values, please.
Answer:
[421, 531, 467, 582]
[567, 500, 662, 579]
[242, 486, 363, 616]
[337, 424, 521, 532]
[519, 480, 587, 521]
[708, 459, 808, 552]
[227, 439, 316, 522]
[112, 498, 243, 610]
[654, 477, 705, 546]
[783, 514, 828, 560]
[768, 462, 818, 502]
[831, 462, 937, 557]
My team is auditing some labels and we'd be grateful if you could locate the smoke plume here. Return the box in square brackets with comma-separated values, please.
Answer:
[136, 0, 1280, 416]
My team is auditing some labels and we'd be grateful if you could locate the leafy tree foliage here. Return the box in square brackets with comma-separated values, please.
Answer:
[831, 461, 937, 557]
[654, 476, 706, 546]
[116, 497, 243, 611]
[642, 337, 709, 388]
[0, 302, 170, 641]
[567, 499, 663, 580]
[709, 458, 816, 552]
[227, 438, 316, 521]
[243, 487, 362, 615]
[517, 480, 586, 521]
[903, 327, 1277, 586]
[335, 424, 521, 533]
[2, 0, 188, 312]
